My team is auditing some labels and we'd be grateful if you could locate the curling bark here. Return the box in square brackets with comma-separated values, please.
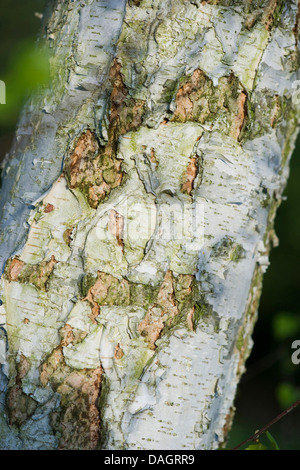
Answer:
[0, 0, 299, 450]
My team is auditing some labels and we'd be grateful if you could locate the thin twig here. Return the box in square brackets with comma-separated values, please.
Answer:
[232, 398, 300, 450]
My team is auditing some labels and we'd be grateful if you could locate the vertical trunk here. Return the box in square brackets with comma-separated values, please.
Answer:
[0, 0, 299, 450]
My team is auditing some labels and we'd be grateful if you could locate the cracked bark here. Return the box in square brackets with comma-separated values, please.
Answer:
[0, 0, 300, 450]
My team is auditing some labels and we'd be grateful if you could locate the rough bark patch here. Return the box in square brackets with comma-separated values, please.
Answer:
[186, 306, 196, 331]
[7, 258, 25, 282]
[66, 61, 145, 208]
[114, 343, 124, 360]
[84, 271, 130, 323]
[172, 69, 205, 122]
[150, 147, 158, 167]
[293, 1, 300, 48]
[172, 69, 247, 140]
[230, 91, 247, 140]
[66, 128, 122, 208]
[28, 255, 57, 291]
[53, 367, 103, 450]
[39, 330, 103, 450]
[106, 58, 145, 155]
[138, 271, 198, 349]
[44, 203, 54, 213]
[270, 94, 281, 128]
[244, 0, 281, 30]
[182, 157, 198, 195]
[69, 130, 99, 189]
[262, 0, 282, 31]
[6, 256, 57, 291]
[86, 271, 130, 307]
[138, 270, 178, 349]
[63, 225, 75, 246]
[7, 354, 37, 427]
[108, 209, 124, 250]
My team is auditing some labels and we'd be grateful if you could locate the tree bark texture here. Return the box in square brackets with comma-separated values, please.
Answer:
[0, 0, 299, 450]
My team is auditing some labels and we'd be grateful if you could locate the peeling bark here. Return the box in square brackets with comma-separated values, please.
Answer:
[0, 0, 300, 451]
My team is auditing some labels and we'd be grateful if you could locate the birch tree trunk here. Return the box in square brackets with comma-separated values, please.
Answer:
[0, 0, 299, 450]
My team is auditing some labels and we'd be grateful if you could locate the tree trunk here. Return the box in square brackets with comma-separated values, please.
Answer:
[0, 0, 299, 450]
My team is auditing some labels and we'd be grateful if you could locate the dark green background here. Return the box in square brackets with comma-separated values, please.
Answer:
[0, 0, 299, 450]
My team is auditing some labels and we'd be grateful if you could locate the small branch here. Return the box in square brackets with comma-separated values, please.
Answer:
[232, 398, 300, 450]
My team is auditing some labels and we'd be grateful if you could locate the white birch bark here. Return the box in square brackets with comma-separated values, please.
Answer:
[0, 0, 299, 450]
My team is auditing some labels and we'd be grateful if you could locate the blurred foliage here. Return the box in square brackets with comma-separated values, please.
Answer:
[272, 311, 300, 342]
[0, 0, 47, 134]
[0, 41, 50, 127]
[0, 0, 300, 451]
[276, 382, 300, 409]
